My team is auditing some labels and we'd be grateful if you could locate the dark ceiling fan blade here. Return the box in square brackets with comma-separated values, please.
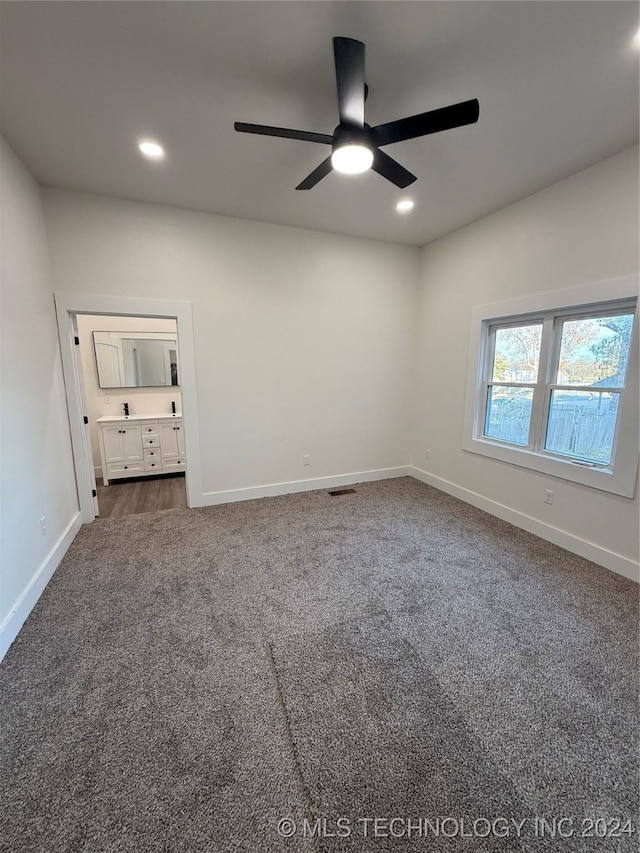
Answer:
[295, 157, 333, 190]
[371, 149, 417, 188]
[333, 37, 365, 127]
[234, 122, 332, 145]
[372, 99, 479, 147]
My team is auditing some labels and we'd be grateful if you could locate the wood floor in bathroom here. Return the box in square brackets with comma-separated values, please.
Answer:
[96, 474, 187, 518]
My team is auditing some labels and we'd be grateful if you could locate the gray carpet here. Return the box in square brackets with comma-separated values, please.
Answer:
[0, 477, 637, 852]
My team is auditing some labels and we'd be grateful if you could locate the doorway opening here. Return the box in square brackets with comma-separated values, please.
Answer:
[55, 292, 202, 525]
[75, 314, 187, 519]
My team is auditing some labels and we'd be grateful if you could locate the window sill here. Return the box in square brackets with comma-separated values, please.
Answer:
[462, 435, 637, 498]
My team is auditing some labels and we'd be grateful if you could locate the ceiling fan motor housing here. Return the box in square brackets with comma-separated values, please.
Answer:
[332, 123, 375, 154]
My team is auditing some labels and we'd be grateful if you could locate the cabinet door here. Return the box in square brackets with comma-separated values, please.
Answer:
[159, 422, 179, 460]
[102, 425, 125, 463]
[175, 423, 185, 456]
[121, 425, 143, 461]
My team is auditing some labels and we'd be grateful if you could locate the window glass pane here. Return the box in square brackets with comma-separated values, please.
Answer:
[484, 386, 533, 445]
[556, 313, 634, 388]
[492, 324, 543, 383]
[545, 390, 619, 464]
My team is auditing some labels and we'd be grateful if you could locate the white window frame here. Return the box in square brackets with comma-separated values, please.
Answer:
[462, 275, 639, 498]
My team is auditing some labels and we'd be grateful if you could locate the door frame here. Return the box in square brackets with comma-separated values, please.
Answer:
[69, 313, 99, 515]
[54, 291, 203, 523]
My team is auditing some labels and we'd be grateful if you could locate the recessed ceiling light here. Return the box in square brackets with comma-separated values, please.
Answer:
[396, 199, 414, 213]
[138, 140, 165, 160]
[635, 27, 640, 47]
[331, 144, 374, 175]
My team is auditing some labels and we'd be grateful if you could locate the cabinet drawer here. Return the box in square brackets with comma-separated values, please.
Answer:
[143, 436, 160, 448]
[141, 423, 159, 437]
[144, 448, 160, 461]
[107, 461, 144, 477]
[163, 458, 186, 471]
[144, 459, 162, 472]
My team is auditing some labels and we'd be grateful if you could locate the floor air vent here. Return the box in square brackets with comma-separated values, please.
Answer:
[328, 488, 356, 496]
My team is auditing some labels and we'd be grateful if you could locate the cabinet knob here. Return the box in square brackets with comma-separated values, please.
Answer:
[148, 428, 152, 432]
[124, 466, 128, 469]
[177, 427, 180, 430]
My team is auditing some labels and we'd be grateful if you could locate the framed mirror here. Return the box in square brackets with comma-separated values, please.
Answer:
[93, 331, 179, 388]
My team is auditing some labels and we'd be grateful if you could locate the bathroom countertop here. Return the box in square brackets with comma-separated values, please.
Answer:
[96, 413, 182, 423]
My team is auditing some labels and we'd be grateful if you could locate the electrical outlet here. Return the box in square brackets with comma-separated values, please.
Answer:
[544, 489, 554, 505]
[303, 454, 310, 466]
[425, 449, 431, 461]
[40, 516, 47, 536]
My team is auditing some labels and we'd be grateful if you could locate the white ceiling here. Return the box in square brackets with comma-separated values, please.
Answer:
[1, 2, 638, 246]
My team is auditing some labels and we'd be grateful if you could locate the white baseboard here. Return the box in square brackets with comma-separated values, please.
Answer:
[0, 512, 83, 662]
[94, 465, 102, 481]
[409, 467, 639, 583]
[201, 466, 411, 507]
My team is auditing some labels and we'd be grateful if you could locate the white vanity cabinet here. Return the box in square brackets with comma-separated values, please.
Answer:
[100, 423, 144, 479]
[98, 414, 184, 484]
[158, 421, 186, 470]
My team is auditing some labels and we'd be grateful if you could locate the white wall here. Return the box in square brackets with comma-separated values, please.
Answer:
[44, 191, 420, 498]
[75, 314, 180, 477]
[0, 137, 80, 656]
[411, 145, 639, 576]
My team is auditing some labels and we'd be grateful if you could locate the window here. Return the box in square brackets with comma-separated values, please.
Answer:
[463, 280, 639, 498]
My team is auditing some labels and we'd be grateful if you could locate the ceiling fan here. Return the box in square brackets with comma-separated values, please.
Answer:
[234, 37, 479, 190]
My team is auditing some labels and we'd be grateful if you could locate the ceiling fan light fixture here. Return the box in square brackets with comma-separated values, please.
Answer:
[331, 143, 373, 175]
